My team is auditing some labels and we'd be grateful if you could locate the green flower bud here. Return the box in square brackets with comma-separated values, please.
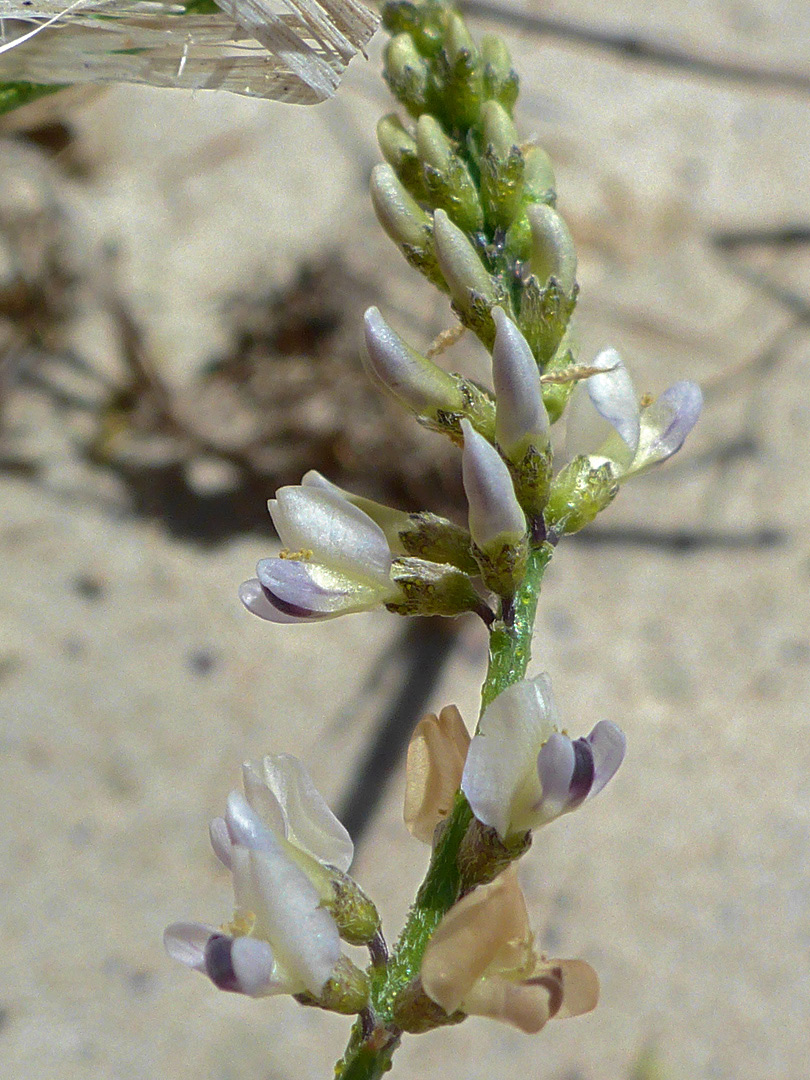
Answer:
[516, 273, 577, 369]
[527, 203, 577, 296]
[439, 13, 483, 130]
[481, 34, 519, 112]
[522, 146, 557, 205]
[433, 209, 501, 346]
[387, 557, 488, 620]
[544, 456, 618, 536]
[479, 101, 525, 230]
[323, 869, 382, 946]
[416, 115, 483, 233]
[370, 164, 445, 289]
[384, 32, 430, 115]
[377, 113, 426, 200]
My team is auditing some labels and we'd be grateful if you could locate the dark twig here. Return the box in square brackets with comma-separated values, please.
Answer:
[459, 1, 810, 95]
[336, 617, 459, 849]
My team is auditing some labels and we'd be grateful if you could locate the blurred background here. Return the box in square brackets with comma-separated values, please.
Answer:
[1, 2, 809, 1078]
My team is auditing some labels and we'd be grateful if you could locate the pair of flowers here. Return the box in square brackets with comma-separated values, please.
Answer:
[165, 674, 624, 1033]
[239, 308, 701, 623]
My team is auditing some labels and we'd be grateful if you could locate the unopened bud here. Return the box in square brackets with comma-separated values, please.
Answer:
[492, 307, 552, 514]
[527, 204, 577, 296]
[480, 34, 519, 112]
[433, 209, 500, 346]
[544, 456, 618, 536]
[324, 869, 381, 946]
[363, 306, 465, 419]
[417, 115, 483, 233]
[440, 13, 483, 129]
[461, 420, 528, 598]
[370, 165, 444, 289]
[479, 101, 524, 229]
[523, 146, 556, 205]
[384, 32, 430, 115]
[377, 114, 426, 200]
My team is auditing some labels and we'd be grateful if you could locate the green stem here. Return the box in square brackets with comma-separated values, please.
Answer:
[335, 540, 554, 1079]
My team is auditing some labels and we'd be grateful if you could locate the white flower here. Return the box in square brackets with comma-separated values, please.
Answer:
[420, 867, 599, 1033]
[239, 483, 403, 623]
[164, 754, 353, 998]
[571, 348, 702, 479]
[461, 675, 626, 840]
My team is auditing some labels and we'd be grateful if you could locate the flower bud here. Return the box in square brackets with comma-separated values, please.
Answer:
[363, 307, 496, 441]
[522, 146, 556, 205]
[461, 419, 528, 598]
[322, 869, 381, 946]
[491, 308, 552, 514]
[416, 114, 484, 233]
[432, 209, 500, 346]
[479, 101, 524, 229]
[440, 13, 483, 128]
[527, 203, 577, 296]
[544, 455, 618, 536]
[370, 164, 445, 289]
[480, 34, 519, 112]
[384, 32, 430, 115]
[377, 113, 426, 200]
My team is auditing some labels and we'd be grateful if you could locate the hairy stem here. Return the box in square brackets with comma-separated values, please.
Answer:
[335, 540, 553, 1078]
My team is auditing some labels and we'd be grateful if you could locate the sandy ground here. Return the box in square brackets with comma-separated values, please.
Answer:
[1, 3, 809, 1079]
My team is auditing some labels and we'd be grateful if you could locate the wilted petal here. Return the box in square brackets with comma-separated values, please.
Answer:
[270, 486, 393, 586]
[462, 675, 559, 840]
[629, 380, 703, 473]
[257, 754, 354, 872]
[461, 974, 553, 1033]
[461, 419, 525, 552]
[586, 349, 640, 451]
[584, 720, 627, 799]
[547, 958, 600, 1019]
[238, 578, 306, 623]
[256, 558, 393, 618]
[404, 705, 471, 843]
[421, 868, 531, 1016]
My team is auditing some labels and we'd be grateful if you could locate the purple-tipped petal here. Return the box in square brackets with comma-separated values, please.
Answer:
[256, 559, 390, 619]
[492, 307, 548, 457]
[239, 578, 307, 624]
[209, 816, 233, 868]
[584, 720, 626, 798]
[535, 732, 576, 820]
[634, 380, 703, 469]
[586, 349, 640, 452]
[461, 419, 525, 551]
[164, 922, 216, 972]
